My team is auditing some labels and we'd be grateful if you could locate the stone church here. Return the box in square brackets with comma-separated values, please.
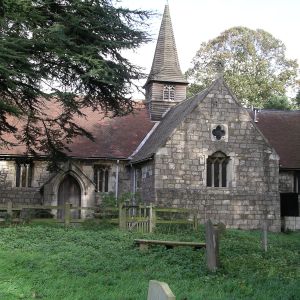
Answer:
[0, 5, 299, 231]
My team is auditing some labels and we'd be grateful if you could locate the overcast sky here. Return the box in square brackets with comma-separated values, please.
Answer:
[120, 0, 300, 98]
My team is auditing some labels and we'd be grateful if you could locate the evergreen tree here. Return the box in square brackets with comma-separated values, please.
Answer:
[0, 0, 150, 166]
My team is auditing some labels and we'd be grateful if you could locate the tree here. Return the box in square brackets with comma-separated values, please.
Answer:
[186, 27, 298, 108]
[0, 0, 150, 167]
[295, 89, 300, 109]
[263, 95, 292, 110]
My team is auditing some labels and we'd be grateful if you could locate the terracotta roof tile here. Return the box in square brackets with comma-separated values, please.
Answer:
[253, 110, 300, 169]
[0, 102, 155, 160]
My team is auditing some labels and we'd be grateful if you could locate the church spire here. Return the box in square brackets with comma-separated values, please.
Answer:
[146, 5, 187, 84]
[145, 5, 188, 121]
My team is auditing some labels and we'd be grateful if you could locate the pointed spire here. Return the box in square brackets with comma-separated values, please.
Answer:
[146, 5, 187, 85]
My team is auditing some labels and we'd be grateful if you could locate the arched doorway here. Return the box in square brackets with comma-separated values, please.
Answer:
[58, 174, 81, 219]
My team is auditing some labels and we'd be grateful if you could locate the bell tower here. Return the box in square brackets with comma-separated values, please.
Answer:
[145, 5, 188, 121]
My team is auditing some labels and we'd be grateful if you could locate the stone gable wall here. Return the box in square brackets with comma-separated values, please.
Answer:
[153, 81, 281, 231]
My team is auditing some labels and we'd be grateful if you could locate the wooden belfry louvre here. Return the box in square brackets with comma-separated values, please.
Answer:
[163, 85, 175, 101]
[207, 152, 229, 187]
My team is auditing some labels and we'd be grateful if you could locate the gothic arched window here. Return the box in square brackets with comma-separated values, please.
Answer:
[16, 161, 33, 187]
[94, 165, 109, 192]
[163, 85, 175, 101]
[207, 151, 229, 187]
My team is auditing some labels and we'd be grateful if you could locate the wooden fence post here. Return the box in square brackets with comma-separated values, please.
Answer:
[193, 214, 198, 231]
[149, 204, 154, 233]
[7, 201, 13, 217]
[64, 202, 71, 226]
[205, 219, 220, 272]
[262, 221, 268, 252]
[119, 203, 126, 230]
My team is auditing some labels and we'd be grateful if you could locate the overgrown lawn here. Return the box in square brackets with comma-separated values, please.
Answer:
[0, 222, 299, 299]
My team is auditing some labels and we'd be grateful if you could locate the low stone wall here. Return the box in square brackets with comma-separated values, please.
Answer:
[0, 186, 42, 205]
[283, 217, 300, 231]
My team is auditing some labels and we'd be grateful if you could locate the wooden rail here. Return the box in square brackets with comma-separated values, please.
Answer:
[0, 201, 99, 226]
[134, 239, 206, 251]
[0, 201, 199, 232]
[118, 204, 199, 233]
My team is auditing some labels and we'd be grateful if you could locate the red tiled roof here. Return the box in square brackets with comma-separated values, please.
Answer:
[0, 102, 155, 159]
[254, 110, 300, 169]
[1, 100, 299, 169]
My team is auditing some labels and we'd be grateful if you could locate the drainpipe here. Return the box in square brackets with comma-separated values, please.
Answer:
[115, 160, 119, 204]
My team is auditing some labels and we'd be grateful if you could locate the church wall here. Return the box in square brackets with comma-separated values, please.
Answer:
[136, 161, 155, 204]
[0, 160, 47, 204]
[152, 81, 281, 231]
[0, 159, 131, 209]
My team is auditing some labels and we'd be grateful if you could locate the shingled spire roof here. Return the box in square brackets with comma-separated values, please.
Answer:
[145, 5, 188, 85]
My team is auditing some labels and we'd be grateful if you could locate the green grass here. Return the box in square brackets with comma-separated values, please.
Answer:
[0, 222, 299, 300]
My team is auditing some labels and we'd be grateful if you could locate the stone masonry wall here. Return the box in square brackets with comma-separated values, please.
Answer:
[0, 160, 49, 204]
[0, 159, 130, 208]
[139, 161, 155, 204]
[153, 80, 281, 231]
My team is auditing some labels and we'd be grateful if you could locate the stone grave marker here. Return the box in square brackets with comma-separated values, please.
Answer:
[205, 219, 220, 272]
[147, 280, 176, 300]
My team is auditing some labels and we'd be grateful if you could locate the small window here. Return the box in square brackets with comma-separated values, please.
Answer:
[94, 166, 109, 192]
[207, 152, 229, 187]
[16, 162, 33, 187]
[163, 85, 175, 101]
[135, 167, 142, 191]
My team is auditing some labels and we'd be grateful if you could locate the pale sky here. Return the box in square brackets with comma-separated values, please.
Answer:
[119, 0, 300, 98]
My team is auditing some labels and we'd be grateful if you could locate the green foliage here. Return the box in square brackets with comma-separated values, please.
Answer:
[100, 192, 139, 208]
[295, 89, 300, 108]
[119, 191, 140, 204]
[186, 27, 299, 107]
[100, 192, 117, 208]
[0, 224, 299, 299]
[0, 0, 151, 167]
[263, 95, 293, 110]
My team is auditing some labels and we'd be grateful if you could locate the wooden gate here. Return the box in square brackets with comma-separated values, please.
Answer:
[119, 204, 154, 233]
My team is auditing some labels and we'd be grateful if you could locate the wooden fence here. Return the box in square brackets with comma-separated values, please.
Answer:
[0, 201, 198, 233]
[119, 204, 198, 233]
[0, 201, 98, 226]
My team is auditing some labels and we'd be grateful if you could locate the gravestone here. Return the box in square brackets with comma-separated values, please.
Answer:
[147, 280, 176, 300]
[205, 219, 220, 272]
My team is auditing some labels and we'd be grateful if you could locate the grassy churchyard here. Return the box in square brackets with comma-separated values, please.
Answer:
[0, 222, 299, 300]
